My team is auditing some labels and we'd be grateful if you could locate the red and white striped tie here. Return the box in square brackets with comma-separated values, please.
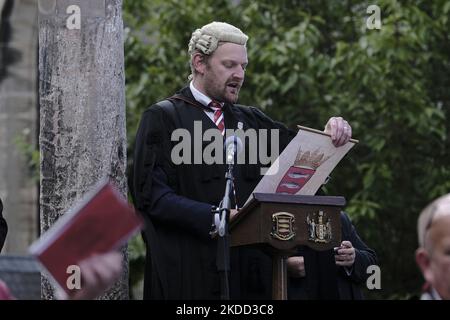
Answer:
[209, 100, 225, 136]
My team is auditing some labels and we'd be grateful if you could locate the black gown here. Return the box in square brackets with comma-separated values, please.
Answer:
[0, 199, 7, 252]
[131, 86, 295, 299]
[288, 212, 378, 300]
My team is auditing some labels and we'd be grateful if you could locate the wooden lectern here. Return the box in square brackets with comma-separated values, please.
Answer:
[230, 193, 345, 300]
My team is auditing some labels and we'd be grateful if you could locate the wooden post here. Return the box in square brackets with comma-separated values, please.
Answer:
[272, 254, 288, 300]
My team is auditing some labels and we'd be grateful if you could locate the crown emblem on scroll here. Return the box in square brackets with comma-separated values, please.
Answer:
[294, 148, 332, 170]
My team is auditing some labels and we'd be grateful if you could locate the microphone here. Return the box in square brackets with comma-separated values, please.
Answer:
[224, 135, 243, 164]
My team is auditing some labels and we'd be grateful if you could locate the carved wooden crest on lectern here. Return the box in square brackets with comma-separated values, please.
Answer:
[270, 212, 295, 241]
[306, 210, 332, 243]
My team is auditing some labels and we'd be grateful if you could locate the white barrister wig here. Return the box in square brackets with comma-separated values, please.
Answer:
[188, 21, 249, 56]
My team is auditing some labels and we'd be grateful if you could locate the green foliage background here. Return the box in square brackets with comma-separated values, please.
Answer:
[123, 0, 450, 299]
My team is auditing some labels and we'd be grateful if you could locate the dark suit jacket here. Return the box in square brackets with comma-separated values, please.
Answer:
[288, 212, 377, 300]
[0, 199, 7, 252]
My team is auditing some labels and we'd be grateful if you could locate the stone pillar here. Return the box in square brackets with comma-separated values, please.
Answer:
[0, 0, 39, 254]
[38, 0, 128, 299]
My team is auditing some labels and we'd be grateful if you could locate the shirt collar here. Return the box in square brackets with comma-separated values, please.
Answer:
[190, 81, 223, 110]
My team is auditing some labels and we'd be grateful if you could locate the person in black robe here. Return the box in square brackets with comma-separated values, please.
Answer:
[130, 21, 354, 300]
[287, 212, 378, 299]
[0, 198, 7, 252]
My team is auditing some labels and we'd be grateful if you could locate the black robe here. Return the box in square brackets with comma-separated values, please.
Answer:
[0, 199, 7, 252]
[288, 212, 378, 300]
[131, 87, 295, 299]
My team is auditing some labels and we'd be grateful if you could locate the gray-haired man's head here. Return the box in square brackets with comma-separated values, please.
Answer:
[415, 194, 450, 299]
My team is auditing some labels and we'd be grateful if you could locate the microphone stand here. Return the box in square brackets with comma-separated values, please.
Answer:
[212, 162, 235, 300]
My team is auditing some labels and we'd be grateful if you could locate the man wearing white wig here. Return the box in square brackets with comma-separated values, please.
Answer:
[132, 21, 354, 299]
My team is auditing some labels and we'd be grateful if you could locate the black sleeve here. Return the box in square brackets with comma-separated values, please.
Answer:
[340, 212, 378, 284]
[131, 107, 214, 241]
[0, 199, 7, 252]
[131, 107, 163, 211]
[149, 166, 213, 240]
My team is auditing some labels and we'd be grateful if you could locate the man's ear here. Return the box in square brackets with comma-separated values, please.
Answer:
[416, 248, 433, 284]
[192, 52, 207, 75]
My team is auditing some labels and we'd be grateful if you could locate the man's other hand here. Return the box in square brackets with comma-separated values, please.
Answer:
[334, 241, 356, 267]
[68, 251, 122, 300]
[287, 256, 306, 278]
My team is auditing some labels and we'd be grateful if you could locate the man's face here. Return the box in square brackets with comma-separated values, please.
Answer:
[202, 43, 248, 104]
[425, 215, 450, 299]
